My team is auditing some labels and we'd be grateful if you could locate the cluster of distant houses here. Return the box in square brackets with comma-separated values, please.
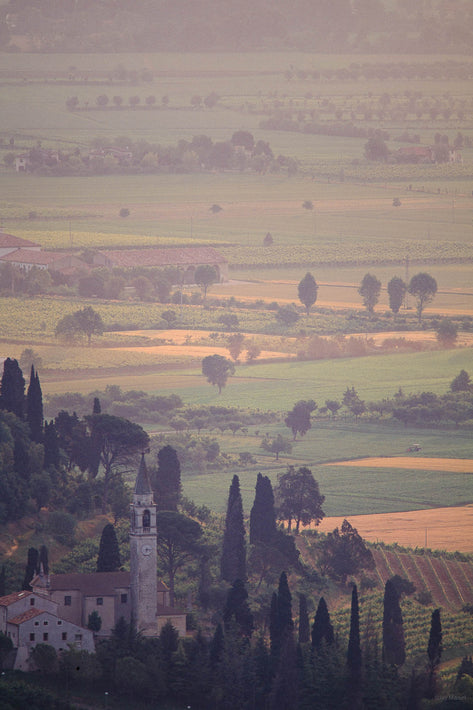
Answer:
[0, 231, 229, 284]
[396, 145, 463, 163]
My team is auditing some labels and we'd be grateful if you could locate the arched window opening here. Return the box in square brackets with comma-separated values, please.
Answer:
[143, 509, 151, 532]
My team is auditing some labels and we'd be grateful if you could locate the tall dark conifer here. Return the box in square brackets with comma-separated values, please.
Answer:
[426, 608, 442, 698]
[222, 578, 253, 637]
[93, 397, 101, 414]
[382, 579, 406, 666]
[269, 630, 298, 710]
[250, 473, 277, 545]
[97, 523, 121, 572]
[39, 545, 49, 575]
[347, 584, 362, 708]
[43, 420, 60, 469]
[22, 547, 39, 590]
[270, 572, 294, 671]
[0, 357, 25, 419]
[311, 597, 334, 650]
[26, 365, 43, 443]
[221, 475, 246, 583]
[277, 571, 294, 636]
[298, 593, 310, 644]
[154, 445, 182, 511]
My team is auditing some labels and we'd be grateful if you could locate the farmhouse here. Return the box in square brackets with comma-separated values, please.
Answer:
[0, 248, 84, 273]
[0, 590, 94, 671]
[0, 232, 41, 258]
[93, 246, 229, 283]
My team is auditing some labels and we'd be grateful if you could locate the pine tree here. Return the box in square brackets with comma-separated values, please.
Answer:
[298, 594, 310, 644]
[222, 579, 254, 638]
[0, 358, 25, 419]
[311, 597, 334, 650]
[154, 445, 182, 511]
[43, 420, 60, 469]
[221, 474, 246, 583]
[250, 473, 277, 545]
[22, 547, 39, 590]
[346, 584, 362, 708]
[26, 365, 43, 443]
[382, 579, 406, 666]
[97, 523, 121, 572]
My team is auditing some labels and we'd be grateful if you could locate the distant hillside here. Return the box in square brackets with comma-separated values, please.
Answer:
[1, 0, 473, 54]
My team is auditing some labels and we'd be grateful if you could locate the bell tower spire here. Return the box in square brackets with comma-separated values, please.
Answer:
[129, 453, 158, 634]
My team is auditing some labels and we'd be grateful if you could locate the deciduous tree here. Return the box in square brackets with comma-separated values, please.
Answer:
[195, 264, 218, 300]
[436, 318, 458, 347]
[202, 354, 235, 394]
[319, 519, 374, 584]
[284, 399, 316, 440]
[156, 511, 202, 606]
[275, 466, 325, 533]
[409, 272, 437, 322]
[358, 273, 381, 313]
[298, 272, 318, 315]
[55, 306, 104, 345]
[387, 276, 407, 314]
[260, 433, 292, 460]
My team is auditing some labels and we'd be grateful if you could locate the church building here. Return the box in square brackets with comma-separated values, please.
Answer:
[0, 455, 186, 669]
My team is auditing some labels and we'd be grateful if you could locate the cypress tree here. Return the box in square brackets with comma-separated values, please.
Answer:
[93, 396, 101, 414]
[277, 571, 294, 636]
[222, 578, 254, 638]
[154, 445, 182, 511]
[97, 523, 121, 572]
[382, 579, 406, 666]
[250, 472, 277, 545]
[0, 358, 25, 419]
[311, 597, 334, 650]
[221, 474, 246, 583]
[298, 593, 310, 644]
[22, 547, 39, 590]
[347, 584, 362, 708]
[43, 420, 60, 469]
[270, 591, 280, 662]
[269, 630, 298, 710]
[426, 608, 442, 698]
[26, 365, 43, 443]
[39, 545, 49, 575]
[209, 622, 224, 666]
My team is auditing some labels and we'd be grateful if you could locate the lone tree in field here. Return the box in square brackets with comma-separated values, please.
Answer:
[275, 466, 325, 533]
[194, 264, 218, 301]
[358, 273, 381, 314]
[450, 369, 472, 393]
[261, 433, 292, 461]
[408, 272, 437, 322]
[55, 306, 104, 345]
[435, 318, 458, 347]
[285, 399, 317, 440]
[202, 354, 235, 394]
[298, 272, 318, 315]
[387, 276, 407, 314]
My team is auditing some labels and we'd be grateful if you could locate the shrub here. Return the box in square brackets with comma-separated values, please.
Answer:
[47, 511, 76, 546]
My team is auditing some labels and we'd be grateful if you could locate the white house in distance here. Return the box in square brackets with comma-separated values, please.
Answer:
[0, 232, 41, 258]
[0, 231, 83, 275]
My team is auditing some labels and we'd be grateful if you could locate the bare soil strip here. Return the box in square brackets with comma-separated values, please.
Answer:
[317, 505, 473, 553]
[327, 457, 473, 473]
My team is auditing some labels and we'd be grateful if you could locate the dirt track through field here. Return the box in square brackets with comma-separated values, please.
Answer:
[328, 457, 473, 473]
[317, 505, 473, 553]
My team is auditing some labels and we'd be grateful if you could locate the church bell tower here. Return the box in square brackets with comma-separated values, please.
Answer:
[129, 454, 158, 635]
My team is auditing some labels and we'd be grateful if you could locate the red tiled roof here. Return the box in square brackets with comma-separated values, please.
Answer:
[0, 591, 32, 607]
[50, 571, 168, 595]
[8, 608, 45, 625]
[99, 246, 227, 269]
[0, 249, 66, 265]
[0, 233, 40, 248]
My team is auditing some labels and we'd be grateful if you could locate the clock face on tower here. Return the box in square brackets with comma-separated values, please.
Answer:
[141, 544, 152, 556]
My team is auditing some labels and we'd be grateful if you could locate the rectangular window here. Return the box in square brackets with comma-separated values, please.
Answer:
[30, 633, 35, 641]
[30, 597, 35, 606]
[43, 633, 48, 641]
[120, 594, 127, 604]
[64, 596, 72, 606]
[75, 634, 82, 641]
[43, 620, 48, 625]
[34, 621, 39, 626]
[96, 597, 103, 606]
[62, 632, 67, 641]
[57, 620, 62, 626]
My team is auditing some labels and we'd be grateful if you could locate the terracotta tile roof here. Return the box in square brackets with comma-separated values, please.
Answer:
[100, 246, 227, 268]
[0, 591, 32, 607]
[0, 249, 67, 265]
[8, 608, 45, 625]
[0, 233, 40, 248]
[50, 571, 168, 595]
